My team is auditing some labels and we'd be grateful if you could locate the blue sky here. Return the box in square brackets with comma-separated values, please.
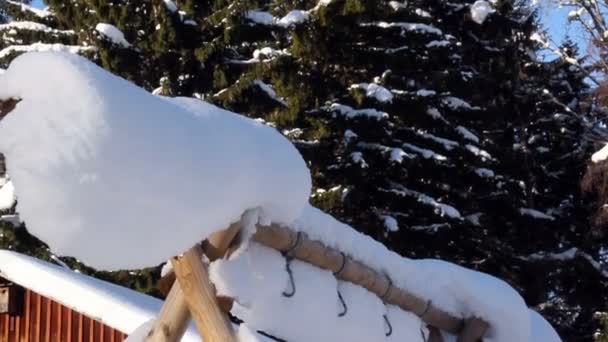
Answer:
[540, 4, 587, 50]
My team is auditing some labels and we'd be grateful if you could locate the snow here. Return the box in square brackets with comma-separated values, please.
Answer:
[163, 0, 178, 12]
[470, 0, 494, 24]
[416, 89, 436, 97]
[253, 80, 287, 106]
[402, 143, 447, 161]
[518, 208, 555, 221]
[465, 144, 493, 161]
[0, 21, 73, 34]
[0, 43, 96, 60]
[329, 103, 389, 120]
[419, 131, 459, 150]
[0, 179, 16, 210]
[383, 184, 461, 219]
[246, 11, 276, 26]
[382, 215, 399, 233]
[529, 310, 561, 342]
[277, 10, 310, 27]
[351, 152, 368, 168]
[246, 10, 310, 28]
[361, 22, 443, 36]
[475, 168, 495, 178]
[390, 148, 410, 163]
[0, 52, 311, 270]
[592, 143, 608, 163]
[210, 204, 559, 342]
[350, 83, 393, 103]
[442, 96, 479, 110]
[0, 250, 202, 340]
[456, 126, 480, 143]
[95, 23, 131, 47]
[427, 40, 451, 48]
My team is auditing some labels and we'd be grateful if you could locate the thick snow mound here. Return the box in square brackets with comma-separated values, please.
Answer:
[211, 205, 560, 342]
[0, 52, 311, 270]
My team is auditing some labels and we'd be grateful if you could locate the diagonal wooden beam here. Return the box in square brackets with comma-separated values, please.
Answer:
[147, 222, 242, 342]
[171, 245, 236, 342]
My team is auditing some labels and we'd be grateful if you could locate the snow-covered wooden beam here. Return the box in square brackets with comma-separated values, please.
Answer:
[156, 222, 489, 341]
[171, 245, 236, 342]
[252, 224, 490, 339]
[148, 223, 242, 342]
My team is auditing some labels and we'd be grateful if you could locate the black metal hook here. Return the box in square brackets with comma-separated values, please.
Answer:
[282, 258, 296, 297]
[383, 314, 393, 337]
[337, 290, 348, 317]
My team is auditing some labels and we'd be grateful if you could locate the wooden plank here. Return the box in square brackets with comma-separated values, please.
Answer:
[24, 290, 30, 342]
[145, 283, 190, 342]
[171, 245, 236, 342]
[34, 294, 41, 342]
[44, 296, 50, 342]
[148, 223, 242, 342]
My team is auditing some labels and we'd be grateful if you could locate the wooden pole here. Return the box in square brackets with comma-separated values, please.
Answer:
[147, 223, 242, 342]
[172, 245, 236, 342]
[146, 283, 190, 342]
[252, 224, 481, 335]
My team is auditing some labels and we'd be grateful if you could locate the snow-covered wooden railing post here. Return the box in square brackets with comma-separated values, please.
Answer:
[146, 223, 242, 342]
[171, 245, 235, 342]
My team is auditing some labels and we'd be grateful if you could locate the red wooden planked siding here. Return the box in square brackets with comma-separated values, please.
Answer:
[0, 288, 127, 342]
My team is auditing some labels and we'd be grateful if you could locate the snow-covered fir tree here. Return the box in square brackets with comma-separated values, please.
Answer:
[0, 0, 605, 339]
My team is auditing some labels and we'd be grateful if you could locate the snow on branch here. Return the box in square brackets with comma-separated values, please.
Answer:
[381, 183, 461, 219]
[522, 248, 608, 278]
[0, 43, 96, 60]
[360, 21, 443, 36]
[0, 21, 74, 35]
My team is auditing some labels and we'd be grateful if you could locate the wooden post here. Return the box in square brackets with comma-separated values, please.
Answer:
[147, 223, 242, 342]
[146, 283, 190, 342]
[172, 245, 236, 342]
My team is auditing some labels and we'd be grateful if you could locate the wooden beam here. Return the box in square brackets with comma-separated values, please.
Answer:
[149, 223, 242, 342]
[172, 245, 236, 342]
[145, 283, 190, 342]
[252, 224, 480, 335]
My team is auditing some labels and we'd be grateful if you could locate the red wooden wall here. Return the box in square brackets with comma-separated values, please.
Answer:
[0, 287, 127, 342]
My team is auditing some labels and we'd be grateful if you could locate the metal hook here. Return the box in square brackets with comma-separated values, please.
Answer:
[418, 300, 432, 319]
[337, 290, 348, 317]
[383, 314, 393, 337]
[282, 258, 296, 297]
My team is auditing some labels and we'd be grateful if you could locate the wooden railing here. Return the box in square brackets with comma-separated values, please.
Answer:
[147, 220, 489, 342]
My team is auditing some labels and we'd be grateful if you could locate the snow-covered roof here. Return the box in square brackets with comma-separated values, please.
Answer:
[0, 250, 201, 340]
